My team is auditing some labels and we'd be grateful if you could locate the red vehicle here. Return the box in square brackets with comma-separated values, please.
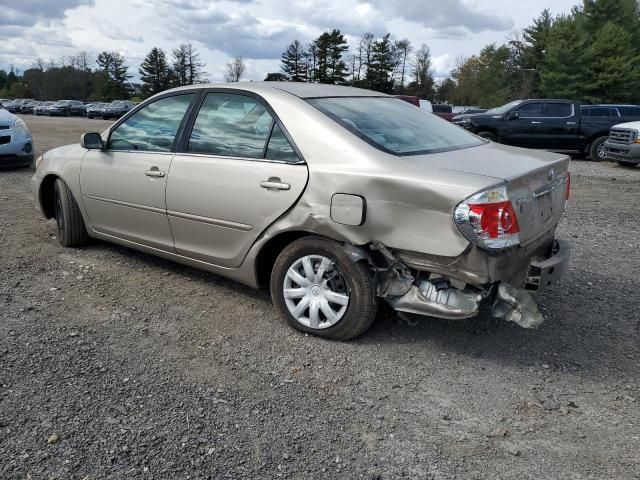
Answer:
[432, 104, 455, 122]
[394, 95, 420, 107]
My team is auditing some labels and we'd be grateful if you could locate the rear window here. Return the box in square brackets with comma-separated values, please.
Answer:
[307, 97, 484, 156]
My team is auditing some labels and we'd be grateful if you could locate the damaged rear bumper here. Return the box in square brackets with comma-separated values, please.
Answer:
[379, 239, 570, 328]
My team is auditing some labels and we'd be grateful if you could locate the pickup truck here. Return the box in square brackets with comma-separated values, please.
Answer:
[452, 100, 640, 161]
[603, 121, 640, 168]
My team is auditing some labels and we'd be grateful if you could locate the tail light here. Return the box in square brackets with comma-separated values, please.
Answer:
[564, 172, 571, 200]
[454, 184, 520, 249]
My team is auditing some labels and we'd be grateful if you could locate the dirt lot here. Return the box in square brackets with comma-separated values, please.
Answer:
[1, 115, 639, 479]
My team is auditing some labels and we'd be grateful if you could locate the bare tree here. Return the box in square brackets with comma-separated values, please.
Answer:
[224, 56, 246, 82]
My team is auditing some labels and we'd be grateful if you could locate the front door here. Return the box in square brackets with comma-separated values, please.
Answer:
[501, 102, 543, 147]
[166, 91, 308, 268]
[80, 93, 196, 251]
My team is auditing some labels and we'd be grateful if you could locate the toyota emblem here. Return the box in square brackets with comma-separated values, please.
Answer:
[547, 168, 555, 181]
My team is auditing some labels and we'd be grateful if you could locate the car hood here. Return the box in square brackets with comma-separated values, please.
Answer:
[612, 120, 640, 130]
[0, 108, 17, 123]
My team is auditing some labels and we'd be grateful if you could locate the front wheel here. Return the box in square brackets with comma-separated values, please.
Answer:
[270, 237, 378, 340]
[589, 136, 608, 162]
[477, 131, 498, 142]
[53, 178, 89, 247]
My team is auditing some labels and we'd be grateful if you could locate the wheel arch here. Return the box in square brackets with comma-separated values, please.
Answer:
[254, 230, 320, 288]
[38, 174, 60, 219]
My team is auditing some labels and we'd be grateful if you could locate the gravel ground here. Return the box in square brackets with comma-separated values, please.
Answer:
[1, 115, 639, 480]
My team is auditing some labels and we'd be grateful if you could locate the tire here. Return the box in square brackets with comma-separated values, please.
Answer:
[53, 178, 89, 248]
[617, 160, 638, 168]
[478, 131, 498, 142]
[589, 136, 608, 162]
[270, 236, 378, 340]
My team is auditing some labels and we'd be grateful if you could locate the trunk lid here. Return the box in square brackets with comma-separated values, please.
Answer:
[407, 142, 570, 245]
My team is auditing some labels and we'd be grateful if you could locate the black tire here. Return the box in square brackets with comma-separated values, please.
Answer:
[589, 136, 608, 162]
[617, 160, 638, 168]
[53, 178, 89, 248]
[270, 236, 378, 340]
[478, 131, 498, 142]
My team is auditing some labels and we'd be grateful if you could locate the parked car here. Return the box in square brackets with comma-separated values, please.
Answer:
[47, 100, 86, 117]
[21, 101, 40, 114]
[98, 100, 135, 119]
[432, 104, 455, 122]
[86, 103, 108, 119]
[0, 103, 34, 167]
[32, 83, 570, 339]
[603, 121, 640, 168]
[452, 99, 640, 161]
[3, 101, 21, 113]
[34, 102, 55, 116]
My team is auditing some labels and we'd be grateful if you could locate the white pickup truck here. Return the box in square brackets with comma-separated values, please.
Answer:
[604, 121, 640, 167]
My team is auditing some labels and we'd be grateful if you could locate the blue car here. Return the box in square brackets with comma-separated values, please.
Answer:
[0, 102, 34, 167]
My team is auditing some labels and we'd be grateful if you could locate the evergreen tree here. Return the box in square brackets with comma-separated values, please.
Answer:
[281, 40, 307, 82]
[172, 44, 205, 86]
[365, 34, 395, 93]
[139, 47, 171, 97]
[583, 21, 640, 102]
[94, 51, 131, 100]
[313, 30, 348, 84]
[538, 15, 589, 100]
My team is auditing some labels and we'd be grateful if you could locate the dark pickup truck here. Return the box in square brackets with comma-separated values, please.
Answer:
[452, 99, 640, 161]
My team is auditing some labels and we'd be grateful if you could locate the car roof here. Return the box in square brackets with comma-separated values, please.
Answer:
[172, 81, 389, 99]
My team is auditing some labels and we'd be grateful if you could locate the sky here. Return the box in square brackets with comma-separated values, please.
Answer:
[0, 0, 579, 82]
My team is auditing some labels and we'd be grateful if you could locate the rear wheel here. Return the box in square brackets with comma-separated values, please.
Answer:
[53, 178, 89, 248]
[617, 160, 638, 168]
[270, 237, 378, 340]
[589, 136, 608, 162]
[478, 131, 498, 142]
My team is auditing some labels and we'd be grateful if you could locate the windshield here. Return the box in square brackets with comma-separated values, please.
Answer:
[307, 97, 484, 156]
[486, 100, 524, 115]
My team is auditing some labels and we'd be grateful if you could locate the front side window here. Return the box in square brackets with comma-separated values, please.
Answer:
[516, 103, 542, 117]
[108, 94, 195, 152]
[188, 93, 273, 158]
[308, 97, 483, 156]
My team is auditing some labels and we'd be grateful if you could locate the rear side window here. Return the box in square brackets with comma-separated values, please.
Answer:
[265, 124, 299, 162]
[619, 106, 640, 116]
[542, 103, 572, 117]
[108, 94, 195, 152]
[586, 106, 613, 117]
[188, 92, 299, 162]
[516, 103, 542, 117]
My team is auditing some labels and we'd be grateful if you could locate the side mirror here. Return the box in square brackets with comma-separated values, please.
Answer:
[81, 132, 103, 150]
[507, 111, 520, 120]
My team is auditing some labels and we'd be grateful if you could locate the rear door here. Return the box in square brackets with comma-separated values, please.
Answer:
[535, 101, 579, 149]
[166, 91, 308, 268]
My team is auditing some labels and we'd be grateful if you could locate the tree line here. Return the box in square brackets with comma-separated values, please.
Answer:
[0, 44, 207, 101]
[269, 0, 640, 107]
[267, 30, 435, 98]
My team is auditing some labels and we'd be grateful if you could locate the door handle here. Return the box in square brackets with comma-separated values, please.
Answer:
[260, 179, 290, 191]
[145, 167, 165, 178]
[530, 121, 542, 124]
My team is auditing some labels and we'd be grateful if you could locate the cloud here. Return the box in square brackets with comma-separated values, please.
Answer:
[369, 0, 513, 34]
[0, 0, 95, 28]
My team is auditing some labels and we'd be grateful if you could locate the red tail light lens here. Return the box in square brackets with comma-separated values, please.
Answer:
[454, 184, 521, 249]
[564, 172, 571, 200]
